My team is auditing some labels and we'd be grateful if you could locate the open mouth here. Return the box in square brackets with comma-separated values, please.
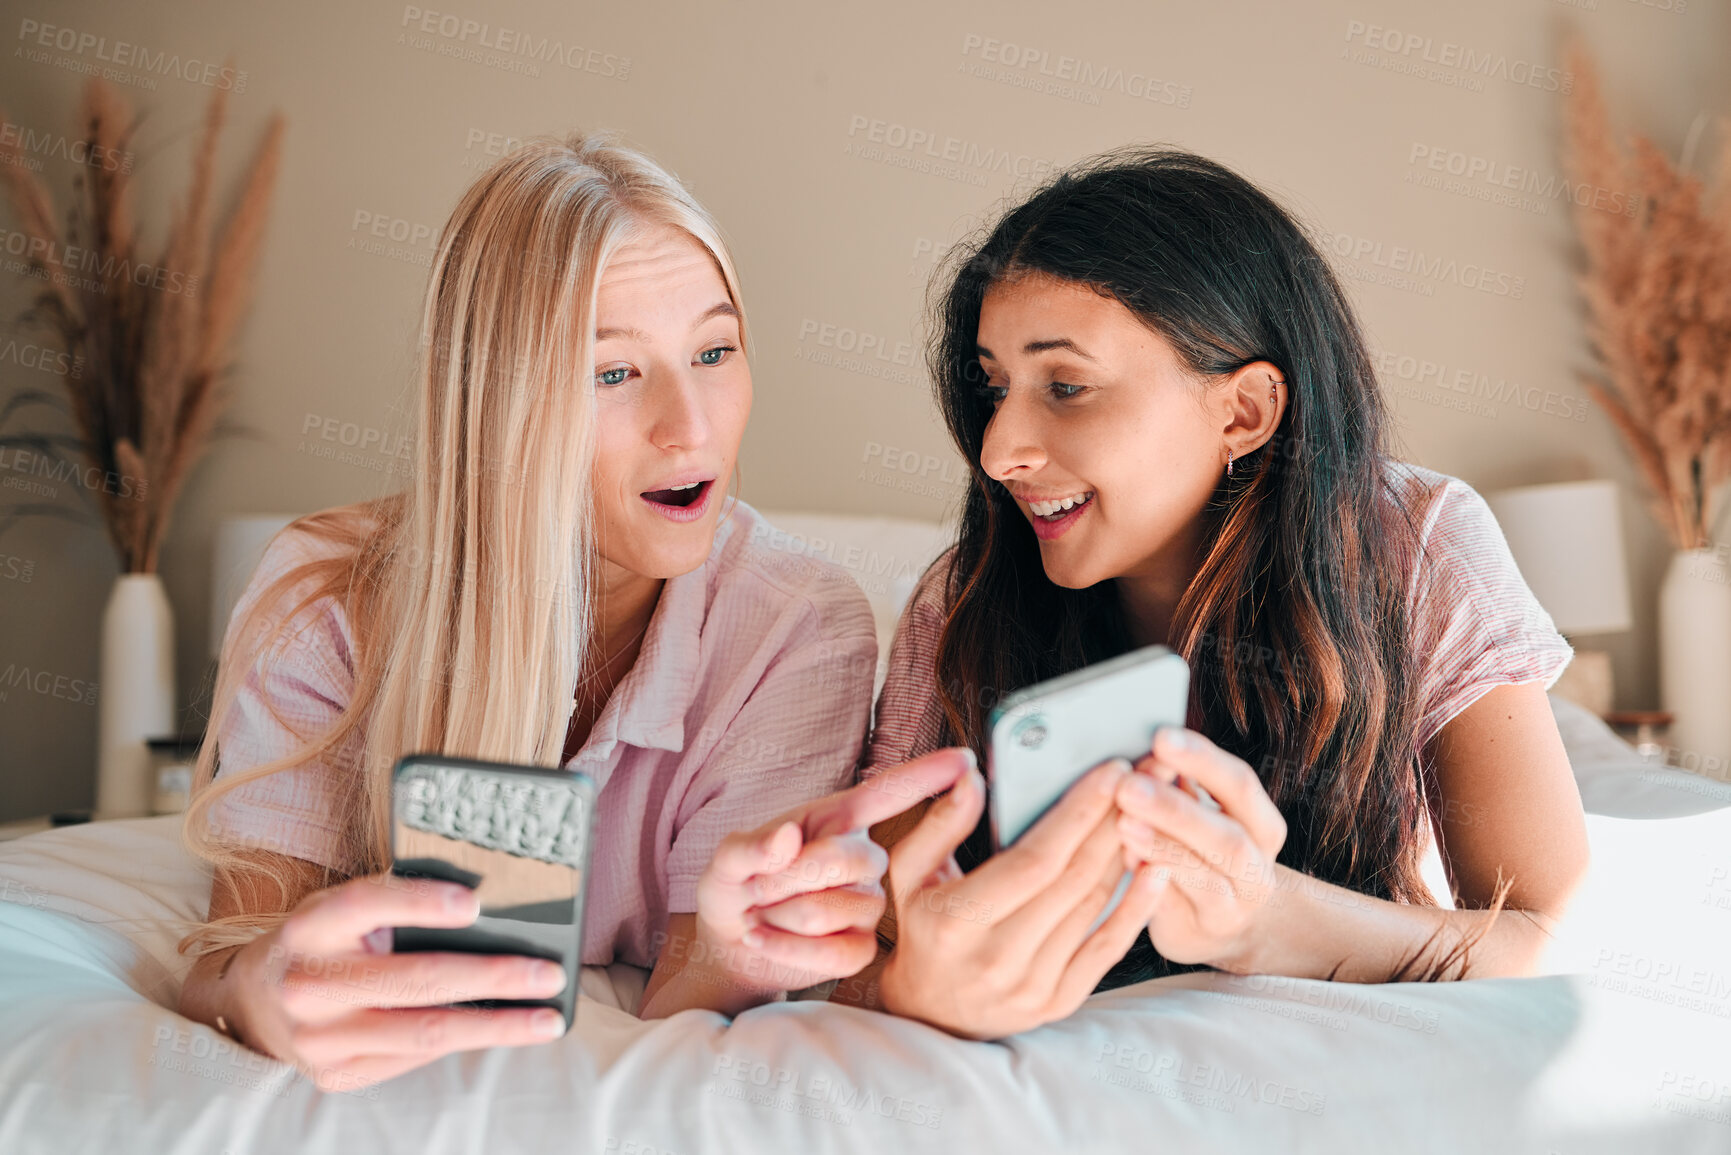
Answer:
[643, 480, 708, 508]
[1025, 490, 1093, 540]
[1029, 491, 1094, 522]
[640, 478, 714, 521]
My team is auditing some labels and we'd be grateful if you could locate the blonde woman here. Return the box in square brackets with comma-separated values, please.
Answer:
[175, 134, 949, 1090]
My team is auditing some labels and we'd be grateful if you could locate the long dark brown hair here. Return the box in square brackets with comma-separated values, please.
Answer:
[928, 147, 1474, 988]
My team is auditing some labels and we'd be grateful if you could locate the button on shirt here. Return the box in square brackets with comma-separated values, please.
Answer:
[205, 498, 878, 967]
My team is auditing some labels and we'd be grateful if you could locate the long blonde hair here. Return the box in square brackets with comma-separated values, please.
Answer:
[176, 133, 747, 958]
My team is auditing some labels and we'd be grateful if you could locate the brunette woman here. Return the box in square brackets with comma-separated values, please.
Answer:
[835, 148, 1590, 1039]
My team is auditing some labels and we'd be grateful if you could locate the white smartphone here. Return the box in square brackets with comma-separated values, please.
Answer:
[987, 645, 1193, 930]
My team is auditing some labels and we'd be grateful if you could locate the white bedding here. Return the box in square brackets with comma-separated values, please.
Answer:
[2, 781, 1729, 1154]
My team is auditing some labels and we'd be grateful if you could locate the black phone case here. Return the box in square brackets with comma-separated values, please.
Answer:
[388, 754, 596, 1029]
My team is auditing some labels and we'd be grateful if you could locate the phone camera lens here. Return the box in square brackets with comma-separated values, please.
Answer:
[1015, 720, 1048, 749]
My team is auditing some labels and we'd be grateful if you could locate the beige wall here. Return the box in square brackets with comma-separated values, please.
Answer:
[1, 0, 1723, 820]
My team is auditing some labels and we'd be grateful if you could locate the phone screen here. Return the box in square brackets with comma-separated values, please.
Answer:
[388, 755, 596, 1029]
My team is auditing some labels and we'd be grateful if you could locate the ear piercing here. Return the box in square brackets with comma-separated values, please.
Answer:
[1230, 377, 1286, 479]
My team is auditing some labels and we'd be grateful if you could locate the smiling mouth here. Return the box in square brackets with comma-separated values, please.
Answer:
[1028, 491, 1094, 521]
[641, 479, 711, 509]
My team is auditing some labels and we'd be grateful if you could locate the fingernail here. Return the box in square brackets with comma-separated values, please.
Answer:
[1165, 728, 1198, 751]
[763, 823, 798, 866]
[1121, 817, 1154, 844]
[958, 747, 978, 774]
[945, 774, 973, 807]
[444, 885, 476, 915]
[532, 961, 565, 991]
[533, 1009, 565, 1037]
[1128, 775, 1157, 801]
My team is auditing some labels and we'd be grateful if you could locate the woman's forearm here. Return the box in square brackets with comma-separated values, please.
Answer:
[638, 928, 791, 1019]
[177, 943, 252, 1039]
[836, 875, 1553, 1010]
[1218, 865, 1557, 982]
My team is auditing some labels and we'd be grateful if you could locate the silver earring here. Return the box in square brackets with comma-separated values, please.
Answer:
[1226, 447, 1234, 477]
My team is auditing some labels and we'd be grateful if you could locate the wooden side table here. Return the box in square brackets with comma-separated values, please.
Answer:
[1602, 710, 1674, 763]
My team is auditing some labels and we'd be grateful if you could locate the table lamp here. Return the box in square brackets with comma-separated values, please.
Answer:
[1486, 480, 1632, 716]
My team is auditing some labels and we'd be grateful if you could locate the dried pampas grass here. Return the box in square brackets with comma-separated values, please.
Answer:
[1564, 41, 1731, 551]
[0, 75, 283, 573]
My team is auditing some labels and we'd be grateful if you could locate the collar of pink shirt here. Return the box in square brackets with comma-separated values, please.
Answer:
[561, 508, 729, 775]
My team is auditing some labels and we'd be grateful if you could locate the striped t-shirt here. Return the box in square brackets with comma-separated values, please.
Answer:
[862, 461, 1574, 903]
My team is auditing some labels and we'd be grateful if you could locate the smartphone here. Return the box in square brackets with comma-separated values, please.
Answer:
[987, 645, 1193, 849]
[388, 754, 597, 1031]
[987, 646, 1192, 930]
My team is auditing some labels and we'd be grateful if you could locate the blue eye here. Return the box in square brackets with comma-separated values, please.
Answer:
[698, 344, 736, 366]
[1049, 382, 1084, 399]
[597, 366, 631, 387]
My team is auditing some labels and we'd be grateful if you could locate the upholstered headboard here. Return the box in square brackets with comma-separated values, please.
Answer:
[754, 509, 955, 691]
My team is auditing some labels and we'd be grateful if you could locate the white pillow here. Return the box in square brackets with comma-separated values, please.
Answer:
[753, 510, 955, 692]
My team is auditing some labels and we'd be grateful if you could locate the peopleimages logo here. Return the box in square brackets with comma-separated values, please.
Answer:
[1320, 231, 1526, 300]
[397, 6, 630, 79]
[0, 445, 147, 500]
[1091, 1042, 1328, 1115]
[0, 337, 82, 379]
[958, 33, 1193, 109]
[1372, 349, 1589, 422]
[15, 19, 248, 92]
[1407, 144, 1639, 218]
[710, 1055, 945, 1130]
[0, 664, 97, 706]
[461, 128, 524, 171]
[1342, 19, 1571, 94]
[0, 224, 199, 297]
[845, 115, 1057, 183]
[0, 119, 132, 173]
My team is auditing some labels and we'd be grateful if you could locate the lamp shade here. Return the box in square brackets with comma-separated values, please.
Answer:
[208, 514, 300, 661]
[1485, 480, 1632, 636]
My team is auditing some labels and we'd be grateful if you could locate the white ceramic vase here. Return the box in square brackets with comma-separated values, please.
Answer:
[1657, 548, 1731, 779]
[96, 573, 176, 818]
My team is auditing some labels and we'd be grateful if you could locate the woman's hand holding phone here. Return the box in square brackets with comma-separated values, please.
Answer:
[877, 753, 1170, 1040]
[669, 752, 973, 1014]
[1114, 726, 1289, 973]
[222, 872, 572, 1092]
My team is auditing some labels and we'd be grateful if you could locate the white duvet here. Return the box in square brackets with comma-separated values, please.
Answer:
[2, 773, 1729, 1154]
